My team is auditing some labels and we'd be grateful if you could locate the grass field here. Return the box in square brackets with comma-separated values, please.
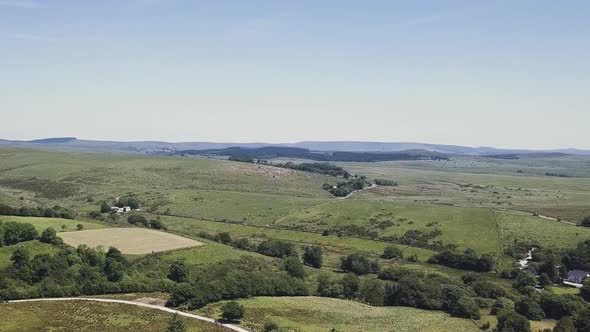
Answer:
[495, 210, 590, 249]
[0, 215, 105, 232]
[59, 228, 203, 254]
[198, 297, 481, 332]
[0, 301, 226, 332]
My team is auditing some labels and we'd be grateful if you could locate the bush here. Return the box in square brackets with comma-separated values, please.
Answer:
[581, 216, 590, 227]
[168, 261, 190, 283]
[450, 296, 481, 319]
[263, 321, 279, 332]
[340, 253, 379, 275]
[303, 245, 323, 268]
[100, 202, 111, 213]
[256, 239, 296, 258]
[497, 310, 531, 332]
[220, 301, 245, 322]
[284, 256, 305, 279]
[382, 245, 403, 259]
[127, 214, 147, 226]
[40, 227, 61, 244]
[491, 297, 515, 315]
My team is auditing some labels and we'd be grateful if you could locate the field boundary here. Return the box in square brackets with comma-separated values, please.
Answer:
[7, 297, 249, 332]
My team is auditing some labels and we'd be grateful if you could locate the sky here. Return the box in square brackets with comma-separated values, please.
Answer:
[1, 0, 589, 149]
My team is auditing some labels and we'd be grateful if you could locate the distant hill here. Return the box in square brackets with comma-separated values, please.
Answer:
[178, 146, 448, 162]
[0, 137, 589, 156]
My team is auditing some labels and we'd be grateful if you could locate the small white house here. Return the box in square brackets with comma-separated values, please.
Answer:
[111, 206, 132, 214]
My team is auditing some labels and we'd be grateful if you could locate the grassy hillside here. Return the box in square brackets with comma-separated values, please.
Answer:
[199, 297, 482, 332]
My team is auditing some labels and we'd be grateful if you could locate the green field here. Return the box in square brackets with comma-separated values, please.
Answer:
[0, 301, 226, 332]
[199, 297, 481, 332]
[496, 210, 590, 249]
[0, 215, 105, 232]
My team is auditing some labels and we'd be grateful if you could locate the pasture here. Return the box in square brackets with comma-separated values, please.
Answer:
[59, 228, 203, 254]
[0, 300, 225, 332]
[199, 297, 481, 332]
[0, 215, 104, 232]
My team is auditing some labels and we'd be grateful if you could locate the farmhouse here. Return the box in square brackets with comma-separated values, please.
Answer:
[563, 270, 590, 288]
[111, 206, 133, 214]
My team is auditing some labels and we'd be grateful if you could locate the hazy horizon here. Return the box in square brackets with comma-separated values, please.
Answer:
[2, 1, 589, 149]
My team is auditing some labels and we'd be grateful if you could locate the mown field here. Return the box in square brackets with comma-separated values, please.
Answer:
[0, 301, 226, 332]
[59, 228, 203, 255]
[198, 297, 482, 332]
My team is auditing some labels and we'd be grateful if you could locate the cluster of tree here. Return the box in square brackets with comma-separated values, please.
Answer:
[340, 253, 380, 275]
[381, 229, 445, 251]
[256, 239, 297, 258]
[0, 244, 169, 300]
[0, 204, 75, 219]
[0, 221, 38, 246]
[563, 240, 590, 271]
[322, 177, 369, 197]
[167, 257, 308, 310]
[115, 196, 140, 209]
[276, 162, 351, 178]
[373, 179, 397, 186]
[126, 214, 167, 230]
[316, 273, 385, 305]
[427, 249, 494, 272]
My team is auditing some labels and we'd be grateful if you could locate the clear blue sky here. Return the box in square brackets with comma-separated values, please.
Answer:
[1, 0, 588, 148]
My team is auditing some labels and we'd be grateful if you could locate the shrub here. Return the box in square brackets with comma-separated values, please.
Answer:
[263, 321, 279, 332]
[127, 214, 147, 225]
[497, 310, 531, 332]
[303, 245, 323, 268]
[340, 253, 379, 275]
[284, 256, 305, 279]
[40, 227, 61, 244]
[256, 239, 296, 258]
[382, 245, 403, 259]
[220, 301, 245, 322]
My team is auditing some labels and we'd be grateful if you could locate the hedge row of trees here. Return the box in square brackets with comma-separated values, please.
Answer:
[277, 162, 351, 178]
[427, 249, 495, 272]
[0, 204, 75, 219]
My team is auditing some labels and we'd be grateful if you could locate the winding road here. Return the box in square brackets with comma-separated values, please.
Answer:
[7, 297, 250, 332]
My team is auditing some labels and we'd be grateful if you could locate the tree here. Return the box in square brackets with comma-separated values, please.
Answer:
[256, 239, 296, 258]
[40, 227, 61, 244]
[450, 296, 481, 319]
[359, 278, 384, 306]
[303, 245, 323, 268]
[168, 261, 190, 283]
[167, 313, 186, 332]
[341, 273, 360, 299]
[216, 232, 232, 244]
[538, 273, 552, 288]
[127, 214, 147, 225]
[497, 310, 531, 332]
[220, 301, 245, 322]
[581, 279, 590, 302]
[284, 256, 305, 279]
[10, 248, 32, 281]
[513, 270, 537, 291]
[382, 245, 403, 259]
[76, 224, 84, 230]
[100, 202, 111, 213]
[553, 316, 576, 332]
[340, 253, 379, 275]
[515, 297, 544, 321]
[581, 216, 590, 227]
[104, 247, 128, 282]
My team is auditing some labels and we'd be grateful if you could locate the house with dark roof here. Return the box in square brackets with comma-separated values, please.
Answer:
[563, 270, 590, 288]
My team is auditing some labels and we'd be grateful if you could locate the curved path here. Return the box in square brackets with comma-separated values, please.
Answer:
[8, 297, 250, 332]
